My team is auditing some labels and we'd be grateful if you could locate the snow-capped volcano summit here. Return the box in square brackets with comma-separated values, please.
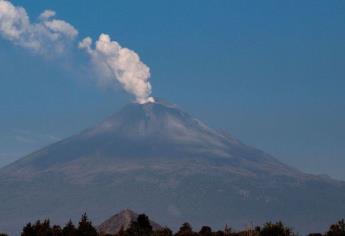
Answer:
[0, 99, 344, 234]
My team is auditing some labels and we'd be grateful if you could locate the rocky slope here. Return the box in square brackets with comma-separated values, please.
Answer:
[0, 99, 344, 235]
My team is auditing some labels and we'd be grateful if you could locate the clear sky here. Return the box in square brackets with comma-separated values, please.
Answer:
[0, 0, 344, 180]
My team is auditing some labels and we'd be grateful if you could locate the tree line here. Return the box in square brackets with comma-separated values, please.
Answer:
[1, 214, 344, 236]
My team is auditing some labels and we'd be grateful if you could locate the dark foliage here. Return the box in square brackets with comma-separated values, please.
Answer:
[126, 214, 153, 236]
[52, 225, 62, 236]
[21, 223, 35, 236]
[259, 221, 294, 236]
[17, 214, 345, 236]
[21, 220, 52, 236]
[326, 219, 345, 236]
[153, 228, 173, 236]
[175, 223, 196, 236]
[77, 213, 97, 236]
[199, 226, 212, 236]
[20, 214, 97, 236]
[62, 220, 77, 236]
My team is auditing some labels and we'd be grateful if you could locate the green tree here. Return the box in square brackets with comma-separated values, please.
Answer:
[62, 220, 77, 236]
[34, 220, 53, 236]
[52, 225, 63, 236]
[77, 213, 97, 236]
[259, 221, 294, 236]
[153, 227, 173, 236]
[21, 223, 35, 236]
[224, 225, 232, 236]
[199, 226, 212, 236]
[214, 231, 225, 236]
[175, 223, 194, 236]
[327, 219, 345, 236]
[126, 214, 153, 236]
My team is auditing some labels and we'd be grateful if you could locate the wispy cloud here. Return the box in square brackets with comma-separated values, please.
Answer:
[12, 129, 60, 144]
[0, 0, 155, 103]
[0, 0, 78, 55]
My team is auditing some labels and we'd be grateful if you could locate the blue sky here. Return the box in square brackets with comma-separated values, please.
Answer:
[0, 0, 345, 180]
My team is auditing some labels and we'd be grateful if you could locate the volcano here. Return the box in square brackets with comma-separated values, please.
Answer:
[0, 99, 344, 234]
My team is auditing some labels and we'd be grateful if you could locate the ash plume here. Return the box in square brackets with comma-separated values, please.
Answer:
[0, 0, 78, 55]
[0, 0, 154, 103]
[79, 34, 154, 104]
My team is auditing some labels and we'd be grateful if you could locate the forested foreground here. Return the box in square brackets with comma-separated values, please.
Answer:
[1, 214, 344, 236]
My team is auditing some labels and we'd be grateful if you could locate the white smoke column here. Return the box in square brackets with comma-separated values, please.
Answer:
[0, 0, 78, 55]
[0, 0, 153, 103]
[79, 34, 154, 104]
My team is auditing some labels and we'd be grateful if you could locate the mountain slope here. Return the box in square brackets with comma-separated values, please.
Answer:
[97, 209, 162, 234]
[0, 99, 344, 235]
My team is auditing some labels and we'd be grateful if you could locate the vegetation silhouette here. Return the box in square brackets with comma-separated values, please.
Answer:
[326, 219, 345, 236]
[1, 214, 343, 236]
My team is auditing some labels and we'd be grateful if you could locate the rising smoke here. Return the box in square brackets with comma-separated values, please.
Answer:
[0, 0, 154, 103]
[0, 0, 78, 55]
[79, 34, 154, 104]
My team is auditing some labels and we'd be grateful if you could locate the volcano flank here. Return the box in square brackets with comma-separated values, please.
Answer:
[0, 99, 344, 234]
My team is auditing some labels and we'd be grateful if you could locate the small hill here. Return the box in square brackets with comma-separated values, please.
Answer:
[97, 209, 162, 234]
